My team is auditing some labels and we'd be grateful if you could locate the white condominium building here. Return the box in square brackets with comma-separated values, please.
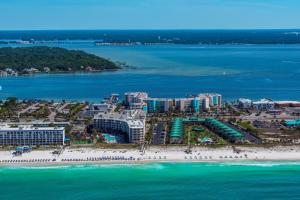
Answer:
[93, 110, 146, 144]
[199, 93, 222, 108]
[175, 98, 193, 112]
[126, 92, 222, 113]
[0, 124, 65, 146]
[238, 98, 252, 109]
[253, 98, 275, 110]
[125, 92, 148, 104]
[124, 92, 148, 110]
[145, 98, 173, 113]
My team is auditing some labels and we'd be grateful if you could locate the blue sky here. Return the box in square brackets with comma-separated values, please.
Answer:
[1, 0, 300, 30]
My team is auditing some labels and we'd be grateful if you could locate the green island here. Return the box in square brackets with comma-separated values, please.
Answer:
[0, 46, 120, 74]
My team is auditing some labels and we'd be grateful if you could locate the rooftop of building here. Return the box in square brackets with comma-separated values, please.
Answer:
[205, 118, 244, 139]
[285, 118, 300, 126]
[198, 93, 222, 97]
[170, 118, 183, 138]
[0, 124, 65, 131]
[7, 121, 70, 125]
[275, 101, 300, 104]
[146, 97, 174, 101]
[238, 98, 252, 103]
[125, 92, 148, 97]
[253, 98, 274, 104]
[94, 110, 146, 128]
[142, 93, 222, 101]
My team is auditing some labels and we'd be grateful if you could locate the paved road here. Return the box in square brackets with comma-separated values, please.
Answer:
[226, 122, 263, 144]
[152, 122, 166, 145]
[18, 103, 39, 114]
[57, 103, 69, 113]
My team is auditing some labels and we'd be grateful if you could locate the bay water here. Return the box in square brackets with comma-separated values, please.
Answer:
[0, 44, 300, 101]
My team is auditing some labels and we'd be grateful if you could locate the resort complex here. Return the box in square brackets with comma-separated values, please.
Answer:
[0, 90, 299, 168]
[0, 91, 299, 151]
[2, 1, 300, 199]
[127, 92, 222, 113]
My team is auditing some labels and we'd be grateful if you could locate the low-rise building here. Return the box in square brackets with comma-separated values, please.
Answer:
[0, 124, 65, 146]
[275, 101, 300, 108]
[90, 103, 112, 113]
[22, 67, 40, 74]
[104, 93, 119, 104]
[238, 98, 252, 109]
[253, 98, 275, 110]
[0, 70, 8, 76]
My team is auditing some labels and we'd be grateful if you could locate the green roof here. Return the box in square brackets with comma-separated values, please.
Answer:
[205, 118, 244, 140]
[285, 119, 300, 126]
[170, 118, 184, 138]
[169, 117, 244, 140]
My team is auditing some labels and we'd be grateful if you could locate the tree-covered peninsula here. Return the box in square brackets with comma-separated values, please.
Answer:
[0, 46, 120, 75]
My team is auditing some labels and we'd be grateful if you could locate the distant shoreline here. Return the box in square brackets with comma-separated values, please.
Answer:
[1, 29, 300, 45]
[0, 68, 122, 77]
[0, 46, 120, 76]
[2, 40, 300, 46]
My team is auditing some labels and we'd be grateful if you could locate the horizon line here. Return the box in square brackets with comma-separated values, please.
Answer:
[1, 28, 300, 32]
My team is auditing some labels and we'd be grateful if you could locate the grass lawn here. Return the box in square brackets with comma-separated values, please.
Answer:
[238, 121, 259, 134]
[184, 125, 227, 145]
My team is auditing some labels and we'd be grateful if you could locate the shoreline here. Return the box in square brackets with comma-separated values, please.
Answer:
[0, 68, 122, 78]
[2, 159, 300, 168]
[2, 146, 300, 167]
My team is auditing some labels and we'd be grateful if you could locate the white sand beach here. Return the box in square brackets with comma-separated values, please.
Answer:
[1, 146, 300, 166]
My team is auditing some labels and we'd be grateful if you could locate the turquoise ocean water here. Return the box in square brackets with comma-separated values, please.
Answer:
[0, 43, 300, 101]
[1, 162, 300, 200]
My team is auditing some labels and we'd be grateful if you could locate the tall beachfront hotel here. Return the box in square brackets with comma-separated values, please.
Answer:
[93, 110, 146, 144]
[145, 93, 222, 113]
[0, 124, 65, 146]
[203, 93, 222, 108]
[124, 92, 148, 110]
